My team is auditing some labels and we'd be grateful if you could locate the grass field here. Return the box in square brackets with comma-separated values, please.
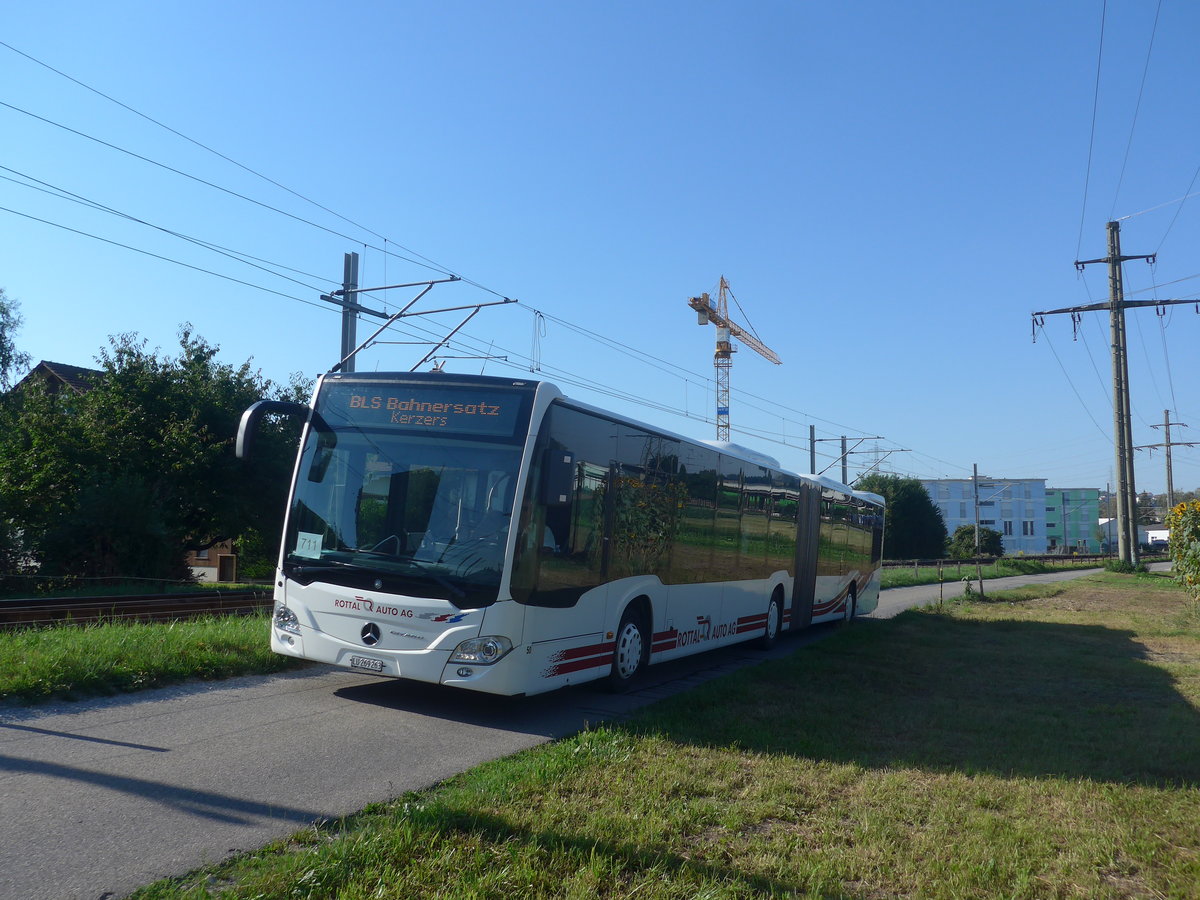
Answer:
[122, 571, 1200, 899]
[0, 612, 302, 704]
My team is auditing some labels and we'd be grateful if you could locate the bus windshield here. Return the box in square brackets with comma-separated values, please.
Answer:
[283, 422, 525, 609]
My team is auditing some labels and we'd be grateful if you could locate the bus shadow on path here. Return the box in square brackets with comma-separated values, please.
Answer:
[0, 753, 326, 826]
[330, 623, 844, 739]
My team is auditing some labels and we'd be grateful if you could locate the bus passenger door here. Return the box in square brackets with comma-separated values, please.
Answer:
[792, 482, 820, 629]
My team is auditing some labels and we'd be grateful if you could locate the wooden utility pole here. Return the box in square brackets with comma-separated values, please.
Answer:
[1032, 220, 1195, 567]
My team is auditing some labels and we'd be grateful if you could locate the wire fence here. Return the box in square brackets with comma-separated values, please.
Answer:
[0, 589, 272, 629]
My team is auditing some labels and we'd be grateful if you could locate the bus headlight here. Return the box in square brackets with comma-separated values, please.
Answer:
[450, 636, 513, 665]
[274, 604, 301, 635]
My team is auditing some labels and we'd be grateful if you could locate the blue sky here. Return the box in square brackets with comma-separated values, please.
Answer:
[2, 1, 1199, 496]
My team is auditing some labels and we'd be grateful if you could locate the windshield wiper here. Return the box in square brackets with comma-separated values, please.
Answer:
[395, 555, 466, 599]
[285, 557, 371, 574]
[296, 549, 467, 600]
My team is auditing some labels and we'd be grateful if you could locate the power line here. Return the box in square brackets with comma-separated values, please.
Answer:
[1076, 0, 1108, 259]
[1109, 0, 1162, 220]
[1034, 322, 1112, 442]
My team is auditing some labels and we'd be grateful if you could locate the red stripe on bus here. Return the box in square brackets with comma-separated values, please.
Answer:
[550, 641, 615, 662]
[651, 628, 678, 654]
[545, 653, 613, 677]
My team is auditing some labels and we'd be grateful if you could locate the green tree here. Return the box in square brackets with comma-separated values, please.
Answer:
[855, 473, 947, 559]
[0, 288, 32, 579]
[0, 288, 31, 391]
[0, 327, 308, 582]
[947, 523, 1004, 559]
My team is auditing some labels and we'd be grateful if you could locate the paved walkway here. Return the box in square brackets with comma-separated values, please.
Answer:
[868, 562, 1172, 620]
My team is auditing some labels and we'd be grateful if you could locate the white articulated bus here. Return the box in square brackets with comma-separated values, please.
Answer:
[237, 372, 884, 696]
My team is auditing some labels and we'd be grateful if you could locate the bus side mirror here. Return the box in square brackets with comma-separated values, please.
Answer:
[541, 449, 575, 507]
[236, 399, 314, 460]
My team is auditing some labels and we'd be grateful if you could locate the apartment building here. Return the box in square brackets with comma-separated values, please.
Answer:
[920, 477, 1048, 555]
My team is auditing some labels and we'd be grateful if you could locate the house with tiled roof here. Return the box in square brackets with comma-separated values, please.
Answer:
[14, 360, 101, 395]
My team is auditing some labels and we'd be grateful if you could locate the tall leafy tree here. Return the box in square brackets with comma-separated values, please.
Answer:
[855, 473, 947, 559]
[0, 288, 32, 576]
[0, 327, 308, 582]
[0, 288, 31, 391]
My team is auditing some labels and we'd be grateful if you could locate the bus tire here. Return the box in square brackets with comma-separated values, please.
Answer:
[607, 607, 648, 692]
[757, 589, 784, 650]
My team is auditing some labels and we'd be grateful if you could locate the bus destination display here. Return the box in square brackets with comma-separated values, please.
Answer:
[319, 384, 525, 437]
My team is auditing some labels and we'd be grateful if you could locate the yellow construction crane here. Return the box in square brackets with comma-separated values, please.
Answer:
[688, 276, 781, 441]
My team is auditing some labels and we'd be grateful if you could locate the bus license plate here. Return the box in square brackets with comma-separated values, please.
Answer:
[349, 655, 385, 673]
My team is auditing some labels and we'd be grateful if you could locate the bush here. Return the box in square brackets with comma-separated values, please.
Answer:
[1104, 559, 1148, 575]
[947, 524, 1004, 559]
[1165, 500, 1200, 598]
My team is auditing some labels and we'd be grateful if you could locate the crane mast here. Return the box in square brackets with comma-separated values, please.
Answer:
[687, 276, 781, 441]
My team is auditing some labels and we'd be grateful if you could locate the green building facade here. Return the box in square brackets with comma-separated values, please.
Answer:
[1045, 488, 1101, 553]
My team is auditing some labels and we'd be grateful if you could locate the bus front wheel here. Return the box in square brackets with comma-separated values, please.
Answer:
[608, 608, 647, 691]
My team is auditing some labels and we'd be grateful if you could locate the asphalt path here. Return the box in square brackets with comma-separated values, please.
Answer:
[0, 564, 1147, 900]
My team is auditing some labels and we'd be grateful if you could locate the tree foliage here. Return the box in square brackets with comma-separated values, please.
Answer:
[855, 473, 947, 559]
[947, 523, 1004, 559]
[1165, 500, 1200, 599]
[0, 288, 31, 392]
[0, 328, 308, 583]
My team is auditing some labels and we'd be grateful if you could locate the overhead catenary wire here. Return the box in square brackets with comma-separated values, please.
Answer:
[0, 166, 334, 295]
[0, 49, 902, 455]
[0, 204, 332, 313]
[0, 99, 465, 285]
[0, 40, 455, 275]
[0, 168, 876, 464]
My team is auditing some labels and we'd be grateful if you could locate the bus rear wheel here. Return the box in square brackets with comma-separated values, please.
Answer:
[758, 591, 783, 650]
[608, 608, 647, 691]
